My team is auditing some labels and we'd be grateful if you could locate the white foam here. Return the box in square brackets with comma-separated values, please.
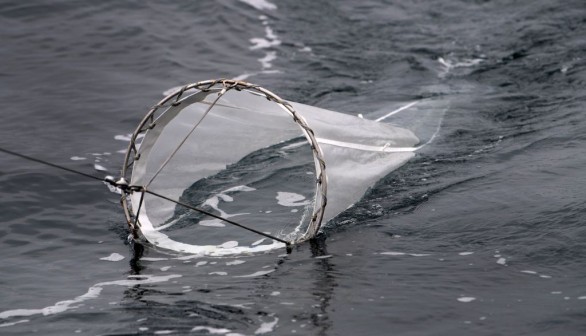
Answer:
[250, 38, 281, 50]
[70, 156, 86, 161]
[379, 251, 430, 257]
[99, 253, 125, 262]
[154, 186, 255, 231]
[380, 252, 405, 256]
[255, 317, 278, 334]
[195, 261, 208, 267]
[496, 258, 507, 265]
[226, 260, 246, 266]
[225, 185, 256, 193]
[140, 224, 274, 257]
[520, 270, 551, 279]
[459, 252, 474, 256]
[220, 241, 239, 249]
[244, 6, 281, 77]
[199, 220, 226, 227]
[263, 25, 275, 39]
[154, 331, 174, 335]
[0, 319, 29, 327]
[258, 51, 277, 69]
[457, 297, 476, 303]
[114, 134, 132, 141]
[251, 238, 266, 246]
[270, 291, 281, 296]
[276, 192, 310, 207]
[238, 0, 277, 10]
[209, 272, 228, 276]
[160, 266, 172, 272]
[234, 270, 275, 278]
[0, 274, 181, 320]
[437, 57, 484, 78]
[192, 326, 232, 334]
[93, 164, 108, 171]
[260, 69, 281, 75]
[438, 57, 483, 69]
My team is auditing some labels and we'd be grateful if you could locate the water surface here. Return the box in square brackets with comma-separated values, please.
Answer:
[1, 0, 585, 335]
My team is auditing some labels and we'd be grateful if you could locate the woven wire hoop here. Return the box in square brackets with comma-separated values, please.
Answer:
[120, 79, 327, 245]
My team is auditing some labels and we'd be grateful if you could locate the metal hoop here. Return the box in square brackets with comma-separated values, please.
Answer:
[120, 79, 328, 244]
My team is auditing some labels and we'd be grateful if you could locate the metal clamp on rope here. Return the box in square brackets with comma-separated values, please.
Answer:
[104, 176, 142, 193]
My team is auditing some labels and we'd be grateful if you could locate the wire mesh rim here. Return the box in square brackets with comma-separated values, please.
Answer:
[120, 79, 328, 245]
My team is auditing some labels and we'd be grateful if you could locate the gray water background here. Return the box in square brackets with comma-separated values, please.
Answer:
[1, 0, 585, 335]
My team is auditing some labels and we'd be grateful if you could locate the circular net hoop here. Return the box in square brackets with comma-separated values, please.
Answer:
[120, 79, 328, 253]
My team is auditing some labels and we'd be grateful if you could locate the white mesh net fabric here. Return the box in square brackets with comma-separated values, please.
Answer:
[125, 80, 445, 256]
[289, 102, 418, 222]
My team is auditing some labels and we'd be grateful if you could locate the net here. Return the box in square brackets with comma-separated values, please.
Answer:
[120, 79, 444, 256]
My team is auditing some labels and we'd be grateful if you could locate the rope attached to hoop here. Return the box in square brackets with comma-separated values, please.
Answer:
[0, 147, 293, 251]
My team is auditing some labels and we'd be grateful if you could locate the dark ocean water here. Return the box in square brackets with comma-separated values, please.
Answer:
[1, 0, 586, 335]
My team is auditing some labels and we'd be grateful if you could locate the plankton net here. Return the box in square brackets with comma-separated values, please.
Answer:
[120, 79, 438, 256]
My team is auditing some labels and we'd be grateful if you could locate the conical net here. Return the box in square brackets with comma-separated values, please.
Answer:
[121, 79, 445, 256]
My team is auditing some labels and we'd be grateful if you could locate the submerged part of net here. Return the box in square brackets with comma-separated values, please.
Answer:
[120, 79, 430, 256]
